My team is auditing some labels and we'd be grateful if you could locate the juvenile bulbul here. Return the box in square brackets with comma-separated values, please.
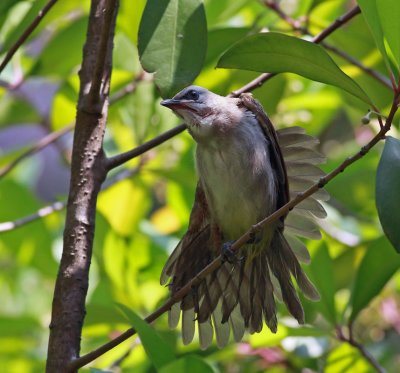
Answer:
[160, 86, 327, 349]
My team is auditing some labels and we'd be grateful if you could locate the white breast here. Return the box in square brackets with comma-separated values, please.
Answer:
[196, 116, 277, 239]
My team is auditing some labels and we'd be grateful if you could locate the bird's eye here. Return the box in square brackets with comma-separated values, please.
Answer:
[186, 90, 199, 101]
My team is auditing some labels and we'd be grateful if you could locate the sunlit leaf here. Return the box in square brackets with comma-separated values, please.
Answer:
[116, 304, 175, 370]
[376, 136, 400, 252]
[357, 0, 390, 68]
[138, 0, 207, 97]
[159, 355, 215, 373]
[218, 32, 372, 105]
[376, 0, 400, 69]
[326, 343, 371, 373]
[98, 179, 150, 236]
[349, 237, 400, 321]
[205, 27, 250, 66]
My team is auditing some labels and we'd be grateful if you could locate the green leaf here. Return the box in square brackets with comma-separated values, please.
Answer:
[349, 237, 400, 321]
[159, 356, 215, 373]
[138, 0, 207, 97]
[306, 243, 337, 325]
[217, 32, 372, 105]
[357, 0, 390, 68]
[30, 17, 87, 76]
[116, 303, 175, 370]
[376, 136, 400, 252]
[205, 27, 251, 66]
[376, 0, 400, 69]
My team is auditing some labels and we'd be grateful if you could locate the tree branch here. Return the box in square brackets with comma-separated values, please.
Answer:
[0, 0, 59, 74]
[0, 164, 144, 233]
[322, 42, 392, 89]
[312, 5, 361, 43]
[46, 0, 119, 371]
[68, 84, 400, 373]
[337, 325, 387, 373]
[105, 124, 186, 171]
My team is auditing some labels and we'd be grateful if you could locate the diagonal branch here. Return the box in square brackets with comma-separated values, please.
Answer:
[0, 0, 59, 74]
[0, 164, 145, 233]
[105, 124, 186, 171]
[68, 87, 400, 373]
[337, 324, 386, 373]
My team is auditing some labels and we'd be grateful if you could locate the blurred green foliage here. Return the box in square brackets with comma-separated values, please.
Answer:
[0, 0, 399, 372]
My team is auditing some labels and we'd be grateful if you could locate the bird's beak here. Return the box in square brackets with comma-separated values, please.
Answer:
[160, 99, 183, 108]
[161, 98, 197, 112]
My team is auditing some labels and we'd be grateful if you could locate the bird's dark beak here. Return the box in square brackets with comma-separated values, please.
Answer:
[161, 98, 197, 113]
[160, 99, 182, 108]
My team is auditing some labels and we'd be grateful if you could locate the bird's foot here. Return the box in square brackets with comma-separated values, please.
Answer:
[221, 240, 238, 264]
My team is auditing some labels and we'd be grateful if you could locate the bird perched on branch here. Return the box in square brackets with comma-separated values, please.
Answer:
[160, 86, 327, 349]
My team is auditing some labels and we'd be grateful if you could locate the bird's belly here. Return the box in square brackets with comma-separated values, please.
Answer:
[198, 148, 272, 240]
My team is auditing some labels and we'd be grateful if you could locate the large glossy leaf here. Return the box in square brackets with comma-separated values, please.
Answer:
[116, 304, 175, 370]
[357, 0, 390, 68]
[138, 0, 207, 97]
[376, 0, 400, 69]
[159, 356, 215, 373]
[217, 32, 372, 105]
[349, 237, 400, 321]
[376, 136, 400, 252]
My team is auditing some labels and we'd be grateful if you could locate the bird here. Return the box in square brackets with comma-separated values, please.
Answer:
[159, 86, 328, 349]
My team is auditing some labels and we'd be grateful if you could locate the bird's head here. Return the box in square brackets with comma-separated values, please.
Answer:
[161, 86, 242, 140]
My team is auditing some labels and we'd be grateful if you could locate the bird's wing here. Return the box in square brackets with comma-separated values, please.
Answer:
[238, 93, 290, 216]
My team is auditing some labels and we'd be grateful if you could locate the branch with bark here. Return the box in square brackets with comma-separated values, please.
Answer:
[46, 0, 119, 371]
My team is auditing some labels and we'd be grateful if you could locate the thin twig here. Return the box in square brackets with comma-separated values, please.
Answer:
[0, 164, 144, 233]
[322, 42, 392, 89]
[109, 71, 148, 104]
[0, 124, 73, 179]
[312, 6, 361, 43]
[0, 0, 59, 74]
[105, 124, 187, 171]
[337, 325, 386, 373]
[262, 0, 305, 31]
[68, 87, 400, 373]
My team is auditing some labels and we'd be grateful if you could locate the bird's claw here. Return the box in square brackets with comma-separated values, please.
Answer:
[221, 240, 237, 264]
